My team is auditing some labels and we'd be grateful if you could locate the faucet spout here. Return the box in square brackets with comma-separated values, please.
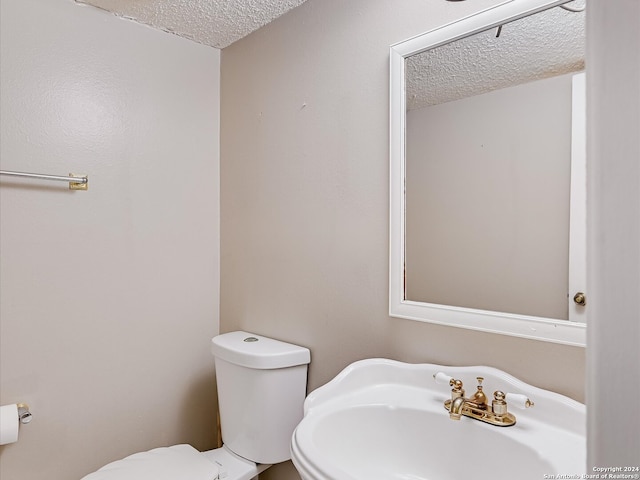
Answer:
[449, 396, 466, 420]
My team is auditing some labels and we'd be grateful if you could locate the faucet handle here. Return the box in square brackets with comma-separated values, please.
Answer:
[449, 378, 464, 398]
[433, 372, 464, 398]
[492, 391, 508, 415]
[433, 372, 453, 385]
[505, 392, 534, 409]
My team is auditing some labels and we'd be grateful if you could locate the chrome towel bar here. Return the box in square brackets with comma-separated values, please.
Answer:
[0, 170, 88, 190]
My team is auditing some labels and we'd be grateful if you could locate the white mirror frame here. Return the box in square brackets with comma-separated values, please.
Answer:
[389, 0, 586, 347]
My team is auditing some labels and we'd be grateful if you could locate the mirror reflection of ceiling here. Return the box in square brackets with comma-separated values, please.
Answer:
[406, 0, 585, 110]
[76, 0, 309, 48]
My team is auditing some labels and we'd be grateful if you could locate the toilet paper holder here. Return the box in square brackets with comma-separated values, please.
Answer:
[17, 403, 33, 424]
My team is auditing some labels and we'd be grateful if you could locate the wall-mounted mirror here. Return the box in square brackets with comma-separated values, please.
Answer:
[389, 0, 586, 346]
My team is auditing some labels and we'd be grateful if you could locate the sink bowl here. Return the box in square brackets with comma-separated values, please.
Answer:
[291, 359, 585, 480]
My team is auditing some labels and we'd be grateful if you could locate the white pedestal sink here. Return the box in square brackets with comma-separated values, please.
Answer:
[291, 359, 585, 480]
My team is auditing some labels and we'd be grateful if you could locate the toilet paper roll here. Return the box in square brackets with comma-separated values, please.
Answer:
[0, 404, 20, 445]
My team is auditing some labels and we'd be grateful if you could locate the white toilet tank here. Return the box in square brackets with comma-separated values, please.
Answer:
[211, 331, 311, 465]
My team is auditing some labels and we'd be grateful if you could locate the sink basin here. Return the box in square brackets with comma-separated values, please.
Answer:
[291, 359, 585, 480]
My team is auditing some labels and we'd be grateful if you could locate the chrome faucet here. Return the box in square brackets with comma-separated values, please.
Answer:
[439, 375, 533, 427]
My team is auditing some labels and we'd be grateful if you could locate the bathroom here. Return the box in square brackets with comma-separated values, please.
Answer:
[0, 0, 637, 478]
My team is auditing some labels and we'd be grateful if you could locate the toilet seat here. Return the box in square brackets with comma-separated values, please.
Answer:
[80, 444, 219, 480]
[81, 444, 271, 480]
[202, 445, 271, 480]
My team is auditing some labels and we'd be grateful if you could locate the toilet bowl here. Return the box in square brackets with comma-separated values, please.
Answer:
[81, 331, 311, 480]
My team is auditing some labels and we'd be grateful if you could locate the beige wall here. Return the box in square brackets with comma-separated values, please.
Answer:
[220, 1, 585, 479]
[0, 1, 220, 479]
[406, 73, 573, 319]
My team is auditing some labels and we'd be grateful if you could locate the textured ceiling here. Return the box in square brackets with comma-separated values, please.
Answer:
[75, 0, 584, 106]
[406, 1, 585, 109]
[75, 0, 309, 49]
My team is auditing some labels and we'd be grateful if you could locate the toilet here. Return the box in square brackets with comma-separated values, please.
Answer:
[82, 331, 311, 480]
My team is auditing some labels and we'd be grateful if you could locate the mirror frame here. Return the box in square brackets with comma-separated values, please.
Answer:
[389, 0, 586, 347]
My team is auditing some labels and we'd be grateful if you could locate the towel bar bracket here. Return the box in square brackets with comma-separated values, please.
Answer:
[68, 173, 88, 190]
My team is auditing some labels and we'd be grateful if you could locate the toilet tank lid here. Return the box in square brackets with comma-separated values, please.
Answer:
[211, 331, 311, 369]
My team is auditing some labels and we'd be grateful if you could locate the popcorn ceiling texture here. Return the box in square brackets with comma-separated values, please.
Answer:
[76, 0, 583, 107]
[76, 0, 308, 48]
[406, 2, 585, 109]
